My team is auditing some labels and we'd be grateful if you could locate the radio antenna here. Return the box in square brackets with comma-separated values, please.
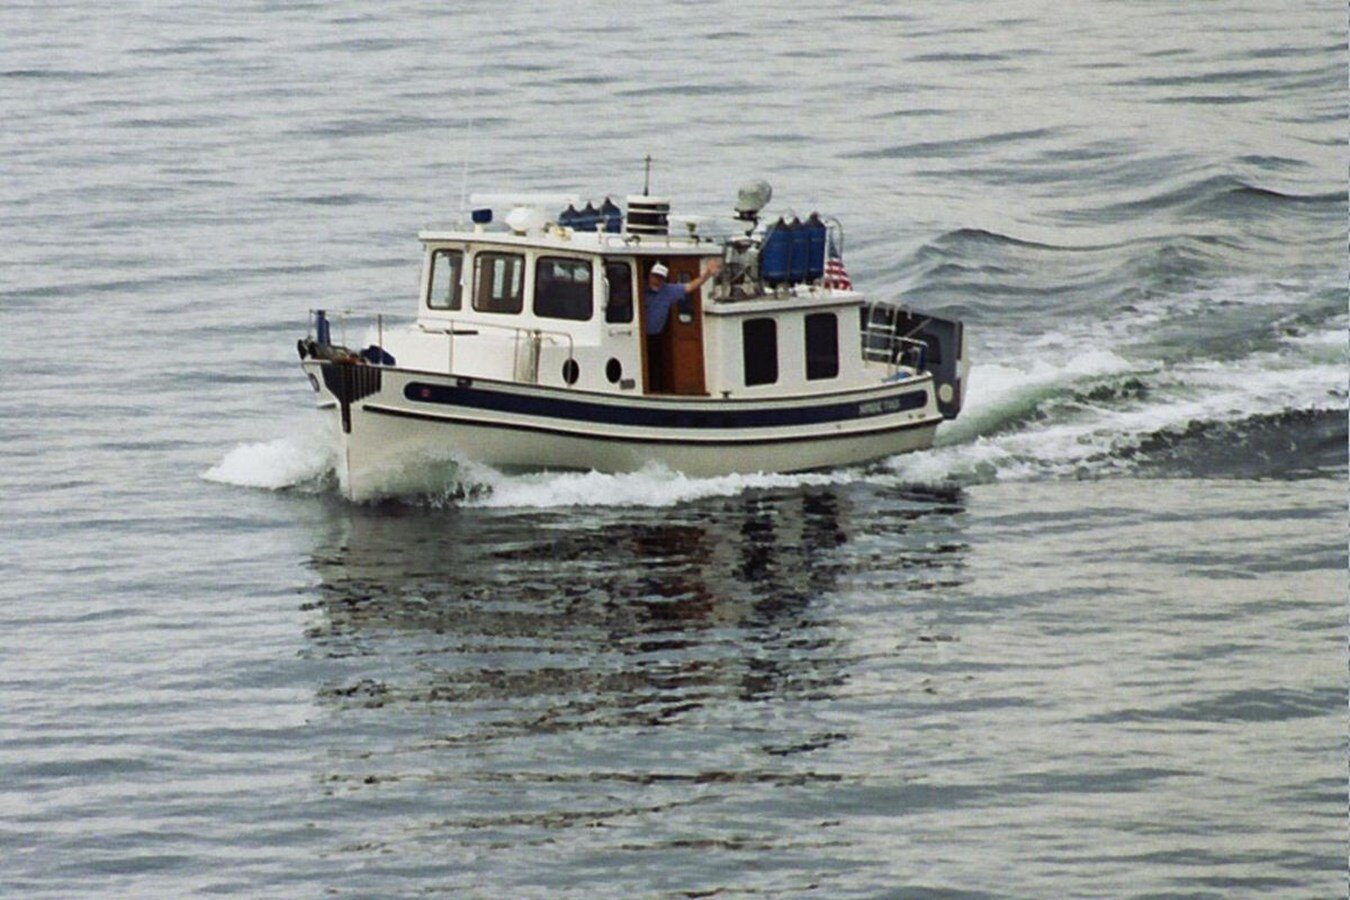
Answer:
[643, 154, 653, 196]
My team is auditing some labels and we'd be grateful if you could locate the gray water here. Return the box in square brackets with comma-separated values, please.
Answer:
[3, 1, 1346, 897]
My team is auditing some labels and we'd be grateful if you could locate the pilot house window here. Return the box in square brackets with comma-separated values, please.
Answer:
[473, 252, 525, 314]
[805, 312, 839, 380]
[427, 248, 463, 310]
[742, 318, 778, 386]
[534, 257, 593, 321]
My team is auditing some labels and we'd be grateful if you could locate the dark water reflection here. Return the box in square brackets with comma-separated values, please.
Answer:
[305, 485, 967, 731]
[297, 484, 974, 893]
[290, 482, 1341, 897]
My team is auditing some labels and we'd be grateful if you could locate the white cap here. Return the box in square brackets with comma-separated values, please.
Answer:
[651, 263, 669, 278]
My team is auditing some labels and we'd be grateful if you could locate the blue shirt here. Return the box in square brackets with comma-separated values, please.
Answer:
[644, 282, 687, 335]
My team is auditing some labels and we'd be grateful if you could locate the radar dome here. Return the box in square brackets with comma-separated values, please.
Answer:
[734, 181, 773, 220]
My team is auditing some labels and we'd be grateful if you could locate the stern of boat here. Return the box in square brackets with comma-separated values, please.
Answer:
[863, 302, 968, 420]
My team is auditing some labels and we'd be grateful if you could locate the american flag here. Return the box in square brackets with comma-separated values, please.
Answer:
[823, 239, 851, 290]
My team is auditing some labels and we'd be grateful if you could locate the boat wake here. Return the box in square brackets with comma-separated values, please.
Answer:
[887, 315, 1346, 485]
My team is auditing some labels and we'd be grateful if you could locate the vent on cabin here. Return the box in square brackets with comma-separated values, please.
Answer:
[625, 195, 670, 236]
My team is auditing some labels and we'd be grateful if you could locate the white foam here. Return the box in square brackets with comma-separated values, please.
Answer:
[202, 416, 337, 491]
[1281, 323, 1349, 361]
[883, 438, 1026, 485]
[457, 461, 861, 509]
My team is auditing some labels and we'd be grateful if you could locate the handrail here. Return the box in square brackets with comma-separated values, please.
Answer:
[311, 308, 406, 347]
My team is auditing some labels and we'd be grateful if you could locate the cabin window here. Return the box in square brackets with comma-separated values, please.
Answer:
[534, 257, 593, 321]
[604, 260, 634, 324]
[742, 318, 778, 386]
[805, 312, 839, 380]
[473, 252, 525, 314]
[427, 248, 463, 310]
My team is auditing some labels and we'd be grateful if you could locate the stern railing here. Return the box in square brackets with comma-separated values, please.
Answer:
[861, 302, 928, 375]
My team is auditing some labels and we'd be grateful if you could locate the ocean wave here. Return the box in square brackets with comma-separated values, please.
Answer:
[0, 68, 102, 81]
[846, 128, 1059, 161]
[1123, 408, 1347, 480]
[925, 227, 1101, 253]
[1103, 240, 1221, 294]
[1061, 174, 1344, 227]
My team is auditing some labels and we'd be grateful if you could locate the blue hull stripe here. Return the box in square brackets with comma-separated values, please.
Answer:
[403, 381, 928, 430]
[365, 403, 937, 446]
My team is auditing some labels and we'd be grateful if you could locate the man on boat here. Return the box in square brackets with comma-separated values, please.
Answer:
[645, 259, 720, 392]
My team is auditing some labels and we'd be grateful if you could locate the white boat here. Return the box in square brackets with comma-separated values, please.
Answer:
[297, 182, 968, 501]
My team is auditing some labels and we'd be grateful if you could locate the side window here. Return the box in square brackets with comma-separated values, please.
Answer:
[473, 252, 525, 314]
[742, 318, 778, 387]
[534, 257, 593, 321]
[604, 260, 634, 324]
[805, 312, 839, 380]
[427, 248, 463, 310]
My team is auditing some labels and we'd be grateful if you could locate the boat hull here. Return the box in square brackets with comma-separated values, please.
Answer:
[305, 361, 944, 501]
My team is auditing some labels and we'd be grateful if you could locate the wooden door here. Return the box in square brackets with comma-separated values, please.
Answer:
[661, 258, 707, 396]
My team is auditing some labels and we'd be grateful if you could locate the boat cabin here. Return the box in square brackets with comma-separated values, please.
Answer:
[397, 200, 870, 401]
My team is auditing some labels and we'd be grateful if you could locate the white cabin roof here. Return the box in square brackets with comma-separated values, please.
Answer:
[417, 226, 720, 257]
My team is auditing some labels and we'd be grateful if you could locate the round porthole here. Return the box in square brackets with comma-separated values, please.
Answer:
[562, 359, 580, 385]
[605, 358, 622, 383]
